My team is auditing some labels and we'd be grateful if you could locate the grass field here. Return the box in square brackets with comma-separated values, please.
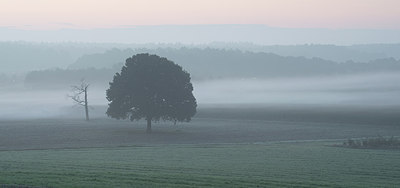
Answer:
[1, 142, 400, 187]
[0, 105, 399, 187]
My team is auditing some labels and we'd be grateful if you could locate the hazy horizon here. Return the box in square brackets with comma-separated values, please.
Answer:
[1, 0, 400, 44]
[1, 25, 400, 45]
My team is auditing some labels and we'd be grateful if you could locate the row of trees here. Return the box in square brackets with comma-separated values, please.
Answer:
[26, 48, 400, 88]
[69, 47, 400, 80]
[70, 53, 197, 133]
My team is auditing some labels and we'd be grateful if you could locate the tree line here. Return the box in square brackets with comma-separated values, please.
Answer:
[25, 48, 400, 88]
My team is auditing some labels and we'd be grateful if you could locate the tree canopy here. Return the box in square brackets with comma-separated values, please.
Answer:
[106, 53, 197, 133]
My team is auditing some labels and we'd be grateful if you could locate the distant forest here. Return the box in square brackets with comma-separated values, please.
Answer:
[24, 68, 119, 88]
[2, 42, 400, 73]
[24, 47, 400, 88]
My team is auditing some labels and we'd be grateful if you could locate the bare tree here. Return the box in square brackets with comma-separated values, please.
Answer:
[68, 80, 90, 121]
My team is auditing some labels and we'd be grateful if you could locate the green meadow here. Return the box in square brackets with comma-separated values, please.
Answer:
[1, 142, 400, 187]
[1, 105, 400, 187]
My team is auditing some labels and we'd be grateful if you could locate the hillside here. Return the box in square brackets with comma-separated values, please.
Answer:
[25, 48, 400, 88]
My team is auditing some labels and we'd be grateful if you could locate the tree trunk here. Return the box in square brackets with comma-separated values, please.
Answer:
[84, 88, 89, 121]
[146, 118, 152, 134]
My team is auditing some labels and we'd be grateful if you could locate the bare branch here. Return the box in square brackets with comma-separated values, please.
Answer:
[67, 94, 85, 106]
[68, 79, 90, 121]
[68, 79, 89, 106]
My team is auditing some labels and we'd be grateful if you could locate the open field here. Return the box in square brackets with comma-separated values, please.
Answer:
[1, 104, 400, 151]
[0, 105, 399, 187]
[1, 142, 400, 187]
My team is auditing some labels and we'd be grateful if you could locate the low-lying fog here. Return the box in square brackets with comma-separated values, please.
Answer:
[196, 72, 400, 104]
[0, 72, 399, 119]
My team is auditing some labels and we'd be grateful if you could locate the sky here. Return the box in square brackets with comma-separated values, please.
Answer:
[1, 0, 399, 30]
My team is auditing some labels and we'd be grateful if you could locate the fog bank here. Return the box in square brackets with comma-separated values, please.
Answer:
[0, 72, 398, 119]
[195, 72, 400, 105]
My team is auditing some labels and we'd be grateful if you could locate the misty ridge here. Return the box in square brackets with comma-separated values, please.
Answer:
[0, 42, 400, 119]
[1, 41, 400, 74]
[19, 46, 400, 86]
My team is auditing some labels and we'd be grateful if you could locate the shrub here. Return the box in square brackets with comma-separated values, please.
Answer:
[342, 136, 400, 149]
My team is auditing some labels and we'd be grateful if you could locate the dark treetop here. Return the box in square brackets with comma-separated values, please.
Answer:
[106, 53, 197, 132]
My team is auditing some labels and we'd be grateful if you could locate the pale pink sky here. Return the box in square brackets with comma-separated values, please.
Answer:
[1, 0, 399, 30]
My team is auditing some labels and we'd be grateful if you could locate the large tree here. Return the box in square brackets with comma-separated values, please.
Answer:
[106, 53, 197, 133]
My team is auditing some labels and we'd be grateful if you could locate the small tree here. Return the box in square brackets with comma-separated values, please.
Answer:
[106, 53, 197, 133]
[68, 80, 90, 121]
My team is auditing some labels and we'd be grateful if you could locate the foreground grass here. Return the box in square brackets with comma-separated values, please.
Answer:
[0, 142, 399, 187]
